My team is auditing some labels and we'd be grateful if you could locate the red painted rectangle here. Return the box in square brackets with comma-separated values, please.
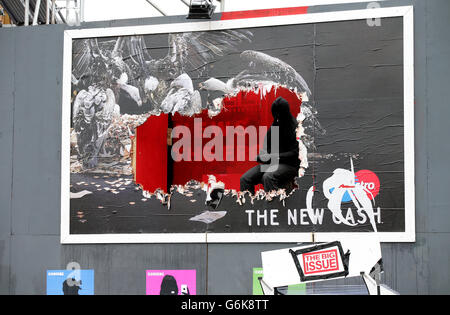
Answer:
[302, 249, 340, 275]
[221, 6, 308, 20]
[135, 114, 168, 192]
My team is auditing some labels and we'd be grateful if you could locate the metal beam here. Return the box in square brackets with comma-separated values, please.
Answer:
[24, 0, 29, 25]
[79, 0, 84, 23]
[32, 0, 41, 25]
[75, 0, 80, 25]
[45, 0, 49, 24]
[56, 2, 66, 24]
[145, 0, 167, 16]
[218, 0, 225, 12]
[51, 0, 55, 23]
[180, 0, 190, 7]
[66, 0, 69, 21]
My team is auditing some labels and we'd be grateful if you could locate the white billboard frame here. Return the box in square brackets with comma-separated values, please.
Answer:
[61, 6, 415, 244]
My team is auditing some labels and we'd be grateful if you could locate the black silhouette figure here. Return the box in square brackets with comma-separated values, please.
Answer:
[240, 97, 300, 194]
[160, 275, 179, 295]
[62, 278, 82, 295]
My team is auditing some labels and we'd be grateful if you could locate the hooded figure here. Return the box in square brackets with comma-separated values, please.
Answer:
[160, 275, 179, 295]
[62, 278, 82, 295]
[240, 97, 300, 194]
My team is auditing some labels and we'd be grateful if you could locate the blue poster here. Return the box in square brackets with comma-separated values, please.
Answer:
[46, 270, 94, 295]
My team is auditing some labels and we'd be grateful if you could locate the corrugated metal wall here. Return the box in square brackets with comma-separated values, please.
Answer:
[0, 0, 449, 295]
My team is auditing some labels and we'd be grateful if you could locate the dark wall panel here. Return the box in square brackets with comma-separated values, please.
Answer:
[61, 244, 207, 295]
[0, 29, 15, 295]
[10, 25, 65, 236]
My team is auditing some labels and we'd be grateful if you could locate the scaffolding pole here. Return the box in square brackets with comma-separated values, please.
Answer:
[32, 0, 41, 25]
[51, 0, 55, 24]
[24, 0, 29, 25]
[145, 0, 167, 16]
[218, 0, 225, 12]
[46, 0, 49, 24]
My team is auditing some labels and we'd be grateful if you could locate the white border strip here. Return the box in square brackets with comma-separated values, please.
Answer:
[61, 32, 72, 243]
[67, 6, 410, 39]
[402, 6, 415, 242]
[62, 233, 207, 244]
[61, 6, 415, 244]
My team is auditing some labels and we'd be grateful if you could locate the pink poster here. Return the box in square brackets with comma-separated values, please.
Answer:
[146, 270, 196, 295]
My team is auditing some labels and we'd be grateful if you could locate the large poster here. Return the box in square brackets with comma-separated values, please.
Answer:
[62, 7, 415, 243]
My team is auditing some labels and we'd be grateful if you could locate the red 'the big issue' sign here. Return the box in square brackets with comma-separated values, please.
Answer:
[302, 249, 340, 275]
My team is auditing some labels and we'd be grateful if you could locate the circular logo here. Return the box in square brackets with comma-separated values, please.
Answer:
[354, 170, 380, 200]
[329, 170, 380, 203]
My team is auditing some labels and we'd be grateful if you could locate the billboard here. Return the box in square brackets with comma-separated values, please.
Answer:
[61, 6, 415, 243]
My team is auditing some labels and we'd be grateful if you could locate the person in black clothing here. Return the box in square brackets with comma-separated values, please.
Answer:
[62, 278, 82, 295]
[240, 97, 299, 194]
[160, 275, 179, 295]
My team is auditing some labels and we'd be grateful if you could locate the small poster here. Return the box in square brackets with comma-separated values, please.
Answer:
[46, 269, 94, 295]
[252, 267, 305, 295]
[289, 241, 349, 282]
[146, 269, 196, 295]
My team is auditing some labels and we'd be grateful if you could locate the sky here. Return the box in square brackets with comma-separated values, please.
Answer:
[80, 0, 382, 22]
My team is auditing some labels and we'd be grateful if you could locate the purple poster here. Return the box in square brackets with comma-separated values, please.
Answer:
[146, 270, 196, 295]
